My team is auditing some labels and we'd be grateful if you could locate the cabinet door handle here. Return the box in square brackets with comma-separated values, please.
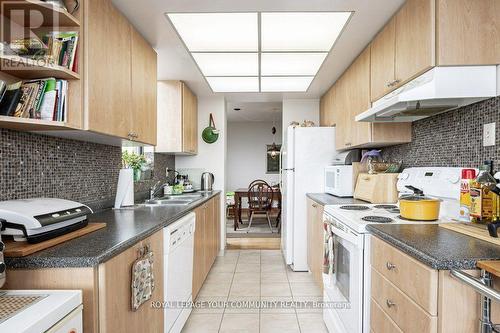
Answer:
[386, 299, 396, 308]
[386, 262, 396, 270]
[312, 203, 318, 208]
[345, 142, 352, 147]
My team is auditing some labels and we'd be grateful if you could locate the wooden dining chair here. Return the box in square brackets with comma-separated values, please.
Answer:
[247, 181, 274, 233]
[242, 179, 267, 223]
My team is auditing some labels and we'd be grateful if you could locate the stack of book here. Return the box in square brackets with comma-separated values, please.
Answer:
[0, 78, 68, 121]
[9, 31, 79, 71]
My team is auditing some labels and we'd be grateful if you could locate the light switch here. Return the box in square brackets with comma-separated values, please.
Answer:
[483, 122, 496, 147]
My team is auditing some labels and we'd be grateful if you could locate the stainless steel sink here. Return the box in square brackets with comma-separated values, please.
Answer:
[142, 194, 203, 206]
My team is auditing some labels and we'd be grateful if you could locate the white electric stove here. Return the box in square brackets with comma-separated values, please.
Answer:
[322, 167, 469, 333]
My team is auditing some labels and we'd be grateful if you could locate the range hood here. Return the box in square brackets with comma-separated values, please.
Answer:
[356, 66, 499, 122]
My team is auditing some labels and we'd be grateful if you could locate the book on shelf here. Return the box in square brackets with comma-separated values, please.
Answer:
[0, 78, 68, 122]
[8, 31, 79, 71]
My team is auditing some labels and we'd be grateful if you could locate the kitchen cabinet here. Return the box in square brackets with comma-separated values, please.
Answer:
[86, 0, 157, 145]
[157, 81, 199, 154]
[370, 0, 435, 102]
[306, 198, 324, 291]
[319, 86, 336, 127]
[394, 0, 435, 89]
[436, 0, 500, 65]
[130, 28, 158, 146]
[371, 236, 500, 333]
[192, 194, 221, 298]
[97, 230, 163, 333]
[370, 18, 396, 101]
[329, 47, 412, 150]
[5, 229, 165, 333]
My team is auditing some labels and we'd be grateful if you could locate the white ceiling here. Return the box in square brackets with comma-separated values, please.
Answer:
[113, 0, 404, 102]
[227, 102, 282, 123]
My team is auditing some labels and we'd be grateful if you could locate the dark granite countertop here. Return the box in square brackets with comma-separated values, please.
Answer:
[367, 224, 500, 270]
[5, 191, 221, 269]
[306, 193, 368, 206]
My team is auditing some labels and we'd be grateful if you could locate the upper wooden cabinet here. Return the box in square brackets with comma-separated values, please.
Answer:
[156, 81, 198, 154]
[333, 47, 412, 150]
[370, 0, 500, 102]
[130, 28, 158, 146]
[371, 0, 435, 102]
[86, 0, 157, 145]
[370, 18, 397, 101]
[436, 0, 500, 65]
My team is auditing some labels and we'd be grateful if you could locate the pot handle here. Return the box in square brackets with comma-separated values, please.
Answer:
[405, 185, 424, 195]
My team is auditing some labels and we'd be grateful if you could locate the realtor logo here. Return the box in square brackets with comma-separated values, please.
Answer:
[0, 1, 71, 70]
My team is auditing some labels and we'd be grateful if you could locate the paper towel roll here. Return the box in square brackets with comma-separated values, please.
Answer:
[115, 168, 134, 209]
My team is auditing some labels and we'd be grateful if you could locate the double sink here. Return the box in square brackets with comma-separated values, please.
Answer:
[143, 193, 204, 206]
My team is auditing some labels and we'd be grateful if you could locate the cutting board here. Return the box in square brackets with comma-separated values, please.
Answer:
[439, 223, 500, 246]
[4, 222, 106, 257]
[477, 261, 500, 278]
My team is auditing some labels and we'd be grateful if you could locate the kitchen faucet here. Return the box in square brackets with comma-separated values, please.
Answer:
[150, 181, 168, 200]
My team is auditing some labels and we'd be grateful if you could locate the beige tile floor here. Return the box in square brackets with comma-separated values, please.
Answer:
[182, 249, 328, 333]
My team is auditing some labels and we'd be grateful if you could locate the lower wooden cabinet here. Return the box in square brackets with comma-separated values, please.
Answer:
[97, 230, 163, 333]
[193, 194, 221, 298]
[4, 229, 165, 333]
[371, 236, 500, 333]
[306, 198, 324, 290]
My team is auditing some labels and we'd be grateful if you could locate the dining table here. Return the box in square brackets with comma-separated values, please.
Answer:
[232, 187, 281, 231]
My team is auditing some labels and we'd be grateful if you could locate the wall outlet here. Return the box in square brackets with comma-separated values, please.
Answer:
[483, 122, 496, 147]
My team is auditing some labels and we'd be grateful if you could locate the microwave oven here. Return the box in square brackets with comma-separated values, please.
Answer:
[324, 165, 354, 197]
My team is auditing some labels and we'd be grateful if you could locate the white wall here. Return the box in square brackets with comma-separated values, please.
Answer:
[227, 121, 283, 191]
[282, 99, 320, 142]
[176, 96, 227, 251]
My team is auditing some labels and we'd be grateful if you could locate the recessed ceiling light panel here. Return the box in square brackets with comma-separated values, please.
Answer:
[206, 77, 259, 93]
[261, 76, 314, 92]
[167, 13, 258, 51]
[261, 12, 351, 51]
[261, 53, 328, 76]
[192, 53, 258, 76]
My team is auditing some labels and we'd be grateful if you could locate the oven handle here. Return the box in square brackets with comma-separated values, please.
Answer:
[327, 221, 363, 248]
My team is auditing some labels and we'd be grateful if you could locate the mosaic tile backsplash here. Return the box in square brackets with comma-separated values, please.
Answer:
[0, 129, 175, 211]
[382, 96, 500, 169]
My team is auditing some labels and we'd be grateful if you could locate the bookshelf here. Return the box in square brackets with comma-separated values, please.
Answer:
[0, 54, 80, 79]
[0, 0, 82, 130]
[0, 0, 80, 27]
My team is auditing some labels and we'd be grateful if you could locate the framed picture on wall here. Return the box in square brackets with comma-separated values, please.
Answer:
[266, 144, 281, 174]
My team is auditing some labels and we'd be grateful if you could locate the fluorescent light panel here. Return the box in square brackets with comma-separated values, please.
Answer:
[167, 13, 258, 51]
[261, 12, 351, 51]
[206, 77, 259, 93]
[261, 77, 314, 92]
[167, 11, 351, 92]
[192, 53, 258, 76]
[261, 53, 328, 76]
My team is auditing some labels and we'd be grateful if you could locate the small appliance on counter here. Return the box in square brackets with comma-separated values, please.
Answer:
[324, 150, 361, 197]
[0, 198, 93, 243]
[200, 172, 214, 192]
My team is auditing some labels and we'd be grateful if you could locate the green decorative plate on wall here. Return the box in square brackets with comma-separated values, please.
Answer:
[202, 113, 220, 144]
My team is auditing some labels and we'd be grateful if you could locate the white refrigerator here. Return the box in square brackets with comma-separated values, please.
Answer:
[280, 126, 336, 271]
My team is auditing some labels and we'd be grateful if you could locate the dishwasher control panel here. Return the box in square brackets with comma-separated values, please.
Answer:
[164, 212, 196, 253]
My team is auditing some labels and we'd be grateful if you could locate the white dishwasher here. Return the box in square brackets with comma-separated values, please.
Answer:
[164, 212, 195, 333]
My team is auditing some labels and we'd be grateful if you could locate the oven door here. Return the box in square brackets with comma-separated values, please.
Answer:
[324, 221, 364, 333]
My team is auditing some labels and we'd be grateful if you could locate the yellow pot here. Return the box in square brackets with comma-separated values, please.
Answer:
[399, 197, 441, 221]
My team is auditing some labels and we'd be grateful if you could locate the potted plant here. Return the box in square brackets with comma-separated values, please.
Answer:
[122, 151, 147, 181]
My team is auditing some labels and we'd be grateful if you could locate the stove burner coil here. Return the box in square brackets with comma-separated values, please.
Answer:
[340, 205, 370, 211]
[374, 205, 398, 210]
[361, 216, 393, 223]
